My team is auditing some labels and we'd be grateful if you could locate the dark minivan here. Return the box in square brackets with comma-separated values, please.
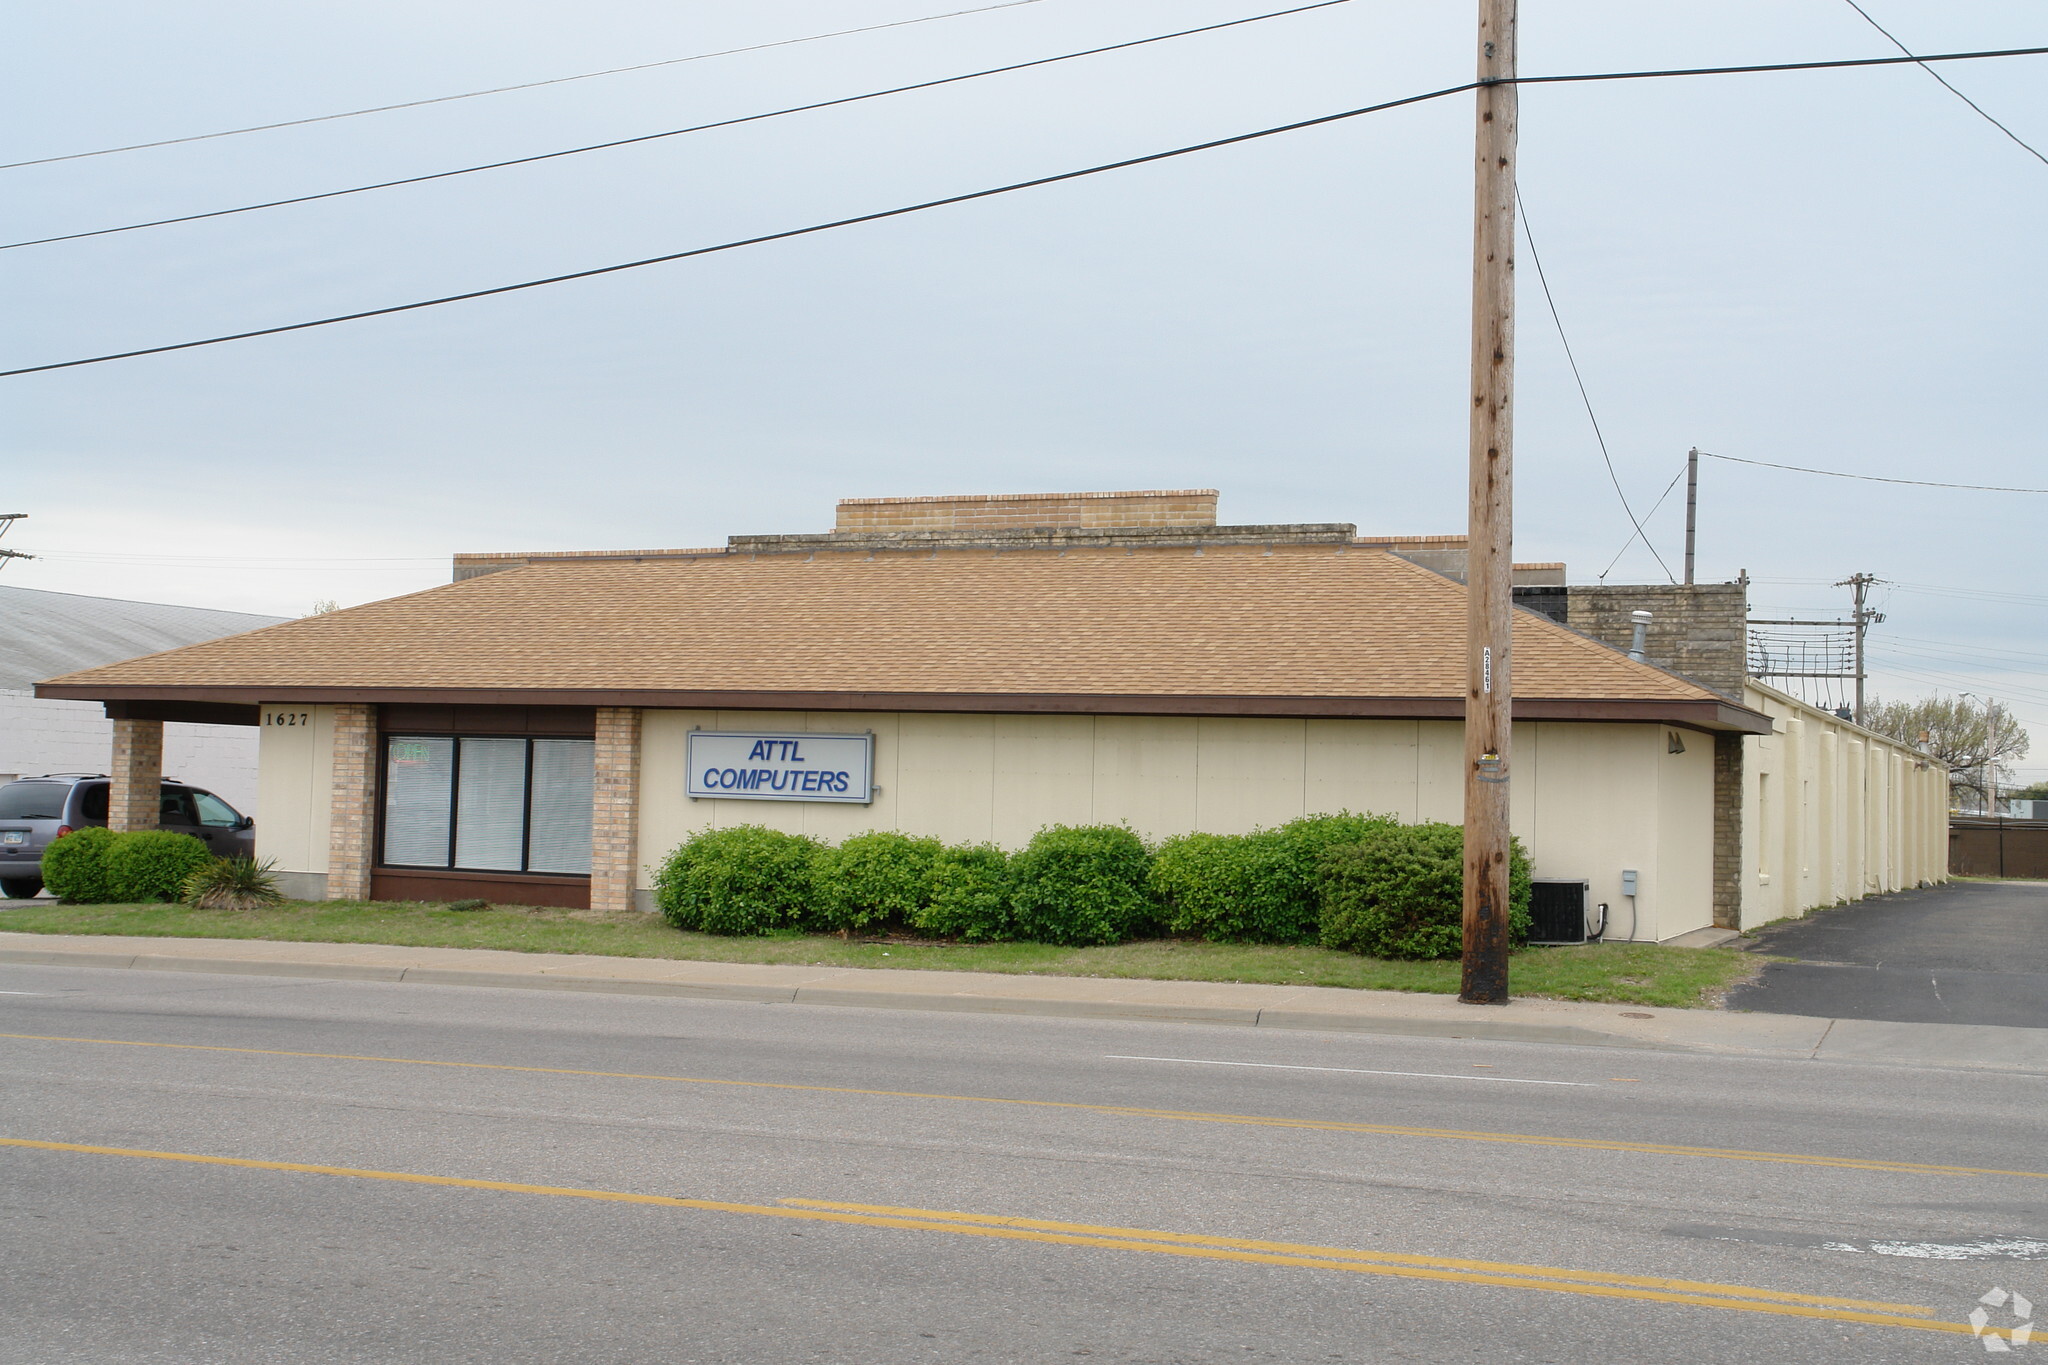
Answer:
[0, 774, 255, 898]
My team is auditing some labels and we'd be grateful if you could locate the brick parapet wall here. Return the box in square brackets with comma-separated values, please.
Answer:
[591, 707, 642, 914]
[1565, 583, 1749, 699]
[835, 489, 1219, 533]
[1712, 732, 1743, 929]
[327, 703, 377, 901]
[107, 718, 163, 832]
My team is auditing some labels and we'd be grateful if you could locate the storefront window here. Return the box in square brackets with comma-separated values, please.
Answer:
[381, 735, 593, 875]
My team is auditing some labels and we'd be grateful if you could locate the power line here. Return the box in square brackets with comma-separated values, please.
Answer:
[6, 42, 2047, 380]
[1840, 0, 2048, 169]
[1, 1, 1353, 253]
[1699, 450, 2048, 494]
[1517, 189, 1673, 583]
[0, 0, 1053, 171]
[1596, 458, 1690, 582]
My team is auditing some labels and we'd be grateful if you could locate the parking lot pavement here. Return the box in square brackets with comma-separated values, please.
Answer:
[1727, 880, 2048, 1028]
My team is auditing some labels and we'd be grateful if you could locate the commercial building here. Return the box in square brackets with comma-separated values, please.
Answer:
[2, 584, 286, 807]
[36, 490, 1946, 938]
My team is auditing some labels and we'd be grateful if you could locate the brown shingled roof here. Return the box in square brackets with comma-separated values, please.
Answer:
[37, 545, 1768, 731]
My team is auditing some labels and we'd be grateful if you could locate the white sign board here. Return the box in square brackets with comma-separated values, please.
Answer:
[685, 730, 874, 804]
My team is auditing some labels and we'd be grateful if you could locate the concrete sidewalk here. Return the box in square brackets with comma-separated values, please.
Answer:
[4, 930, 2045, 1075]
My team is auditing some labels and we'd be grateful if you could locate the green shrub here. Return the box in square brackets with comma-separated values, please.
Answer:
[811, 831, 944, 934]
[104, 830, 213, 903]
[41, 826, 116, 903]
[1151, 830, 1306, 943]
[1008, 824, 1155, 946]
[652, 825, 820, 935]
[1274, 811, 1400, 866]
[180, 856, 285, 911]
[913, 843, 1014, 941]
[1150, 813, 1398, 945]
[1318, 822, 1532, 960]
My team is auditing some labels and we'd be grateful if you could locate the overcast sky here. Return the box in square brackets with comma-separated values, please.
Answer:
[5, 1, 2044, 779]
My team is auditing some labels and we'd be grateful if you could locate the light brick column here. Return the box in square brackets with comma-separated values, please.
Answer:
[108, 718, 164, 831]
[591, 707, 642, 913]
[327, 703, 378, 901]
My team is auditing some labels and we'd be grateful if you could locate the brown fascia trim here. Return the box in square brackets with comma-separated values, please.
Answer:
[39, 684, 1774, 733]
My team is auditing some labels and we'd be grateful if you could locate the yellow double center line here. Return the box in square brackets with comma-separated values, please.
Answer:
[5, 1031, 2043, 1181]
[0, 1137, 2000, 1340]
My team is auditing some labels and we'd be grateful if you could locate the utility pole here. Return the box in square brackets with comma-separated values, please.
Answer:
[1683, 448, 1698, 585]
[1835, 572, 1883, 724]
[1461, 0, 1516, 1006]
[0, 513, 30, 573]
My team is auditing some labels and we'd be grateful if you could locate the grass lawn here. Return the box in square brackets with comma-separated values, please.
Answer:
[0, 899, 1752, 1009]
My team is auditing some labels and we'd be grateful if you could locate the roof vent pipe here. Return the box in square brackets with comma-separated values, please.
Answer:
[1627, 610, 1652, 662]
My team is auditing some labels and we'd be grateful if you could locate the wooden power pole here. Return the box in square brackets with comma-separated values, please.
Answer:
[1461, 0, 1516, 1006]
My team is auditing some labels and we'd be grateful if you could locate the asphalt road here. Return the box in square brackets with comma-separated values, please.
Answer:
[2, 963, 2044, 1363]
[1728, 880, 2048, 1027]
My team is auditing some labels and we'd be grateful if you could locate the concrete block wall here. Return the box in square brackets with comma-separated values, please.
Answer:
[1565, 583, 1749, 699]
[0, 692, 261, 808]
[834, 489, 1219, 533]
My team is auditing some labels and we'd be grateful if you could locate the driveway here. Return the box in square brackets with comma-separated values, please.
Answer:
[1726, 880, 2048, 1028]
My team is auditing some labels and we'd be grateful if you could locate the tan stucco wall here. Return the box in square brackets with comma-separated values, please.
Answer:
[637, 711, 1718, 941]
[255, 703, 335, 881]
[1739, 683, 1948, 928]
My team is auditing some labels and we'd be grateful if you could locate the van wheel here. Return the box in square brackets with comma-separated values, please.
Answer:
[1, 877, 43, 899]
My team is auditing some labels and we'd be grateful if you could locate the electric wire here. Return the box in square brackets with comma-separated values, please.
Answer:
[1840, 0, 2048, 169]
[1595, 458, 1690, 582]
[1516, 189, 1673, 583]
[0, 0, 1053, 171]
[1699, 450, 2048, 493]
[6, 43, 2047, 380]
[0, 1, 1353, 252]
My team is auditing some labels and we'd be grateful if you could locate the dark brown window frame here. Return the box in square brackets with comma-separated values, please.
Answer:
[374, 732, 593, 881]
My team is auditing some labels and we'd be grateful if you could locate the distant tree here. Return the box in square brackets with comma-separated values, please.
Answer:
[2008, 780, 2048, 803]
[1863, 694, 2030, 812]
[307, 599, 340, 615]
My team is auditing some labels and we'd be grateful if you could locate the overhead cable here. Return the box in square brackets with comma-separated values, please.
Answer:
[1517, 188, 1674, 583]
[1596, 459, 1690, 583]
[0, 0, 1053, 171]
[1699, 450, 2048, 494]
[1840, 0, 2048, 169]
[5, 42, 2046, 380]
[1, 1, 1354, 252]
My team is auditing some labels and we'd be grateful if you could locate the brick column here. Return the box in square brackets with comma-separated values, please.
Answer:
[108, 718, 163, 832]
[591, 707, 642, 913]
[1712, 732, 1744, 930]
[327, 704, 377, 901]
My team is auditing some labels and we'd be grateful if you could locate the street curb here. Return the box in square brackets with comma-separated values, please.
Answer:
[0, 945, 1664, 1049]
[5, 942, 2044, 1072]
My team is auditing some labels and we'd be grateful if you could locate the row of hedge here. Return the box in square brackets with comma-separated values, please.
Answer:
[42, 827, 214, 904]
[654, 816, 1533, 959]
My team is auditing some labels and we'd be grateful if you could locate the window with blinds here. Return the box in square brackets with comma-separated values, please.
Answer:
[381, 734, 594, 875]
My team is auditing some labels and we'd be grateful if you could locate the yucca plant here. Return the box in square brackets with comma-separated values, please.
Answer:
[181, 855, 285, 911]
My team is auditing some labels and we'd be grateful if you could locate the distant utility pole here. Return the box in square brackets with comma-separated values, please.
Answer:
[0, 512, 30, 572]
[1683, 448, 1699, 585]
[1836, 572, 1884, 724]
[1461, 0, 1516, 1007]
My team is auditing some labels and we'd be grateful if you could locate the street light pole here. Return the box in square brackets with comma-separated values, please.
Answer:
[1461, 0, 1517, 1006]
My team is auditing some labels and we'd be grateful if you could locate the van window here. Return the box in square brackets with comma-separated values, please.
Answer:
[194, 792, 241, 828]
[81, 784, 109, 821]
[0, 783, 66, 820]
